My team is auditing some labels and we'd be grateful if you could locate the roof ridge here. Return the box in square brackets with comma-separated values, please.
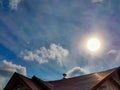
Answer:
[14, 72, 30, 79]
[4, 72, 33, 90]
[90, 67, 118, 90]
[32, 76, 52, 90]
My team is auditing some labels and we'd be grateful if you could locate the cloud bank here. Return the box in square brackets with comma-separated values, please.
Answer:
[21, 43, 69, 66]
[0, 60, 26, 89]
[66, 67, 89, 78]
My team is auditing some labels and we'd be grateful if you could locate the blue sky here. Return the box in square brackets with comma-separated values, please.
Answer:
[1, 0, 120, 89]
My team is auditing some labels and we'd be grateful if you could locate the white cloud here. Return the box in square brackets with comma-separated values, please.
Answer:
[66, 67, 89, 78]
[23, 50, 48, 64]
[21, 43, 69, 66]
[91, 0, 104, 3]
[0, 60, 27, 89]
[9, 0, 22, 10]
[0, 60, 26, 76]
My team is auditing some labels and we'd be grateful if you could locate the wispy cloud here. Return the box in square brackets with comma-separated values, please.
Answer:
[107, 49, 117, 55]
[9, 0, 22, 10]
[83, 49, 120, 73]
[108, 49, 120, 62]
[91, 0, 104, 3]
[21, 43, 69, 66]
[0, 75, 6, 90]
[66, 67, 89, 78]
[0, 0, 22, 10]
[0, 0, 2, 7]
[0, 60, 26, 89]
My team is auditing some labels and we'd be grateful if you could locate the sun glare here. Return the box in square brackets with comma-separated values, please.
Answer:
[87, 38, 101, 52]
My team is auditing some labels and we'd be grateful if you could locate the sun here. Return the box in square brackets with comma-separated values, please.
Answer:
[87, 38, 101, 52]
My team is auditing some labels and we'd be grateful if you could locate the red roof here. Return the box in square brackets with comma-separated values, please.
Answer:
[4, 67, 120, 90]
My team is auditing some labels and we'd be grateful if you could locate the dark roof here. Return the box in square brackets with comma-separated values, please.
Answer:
[16, 73, 42, 90]
[4, 67, 120, 90]
[4, 72, 49, 90]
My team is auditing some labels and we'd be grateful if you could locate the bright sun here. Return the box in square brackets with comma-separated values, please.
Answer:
[87, 38, 101, 52]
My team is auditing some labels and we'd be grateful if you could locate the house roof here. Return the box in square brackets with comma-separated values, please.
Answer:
[16, 73, 43, 90]
[4, 72, 46, 90]
[48, 68, 117, 90]
[4, 67, 120, 90]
